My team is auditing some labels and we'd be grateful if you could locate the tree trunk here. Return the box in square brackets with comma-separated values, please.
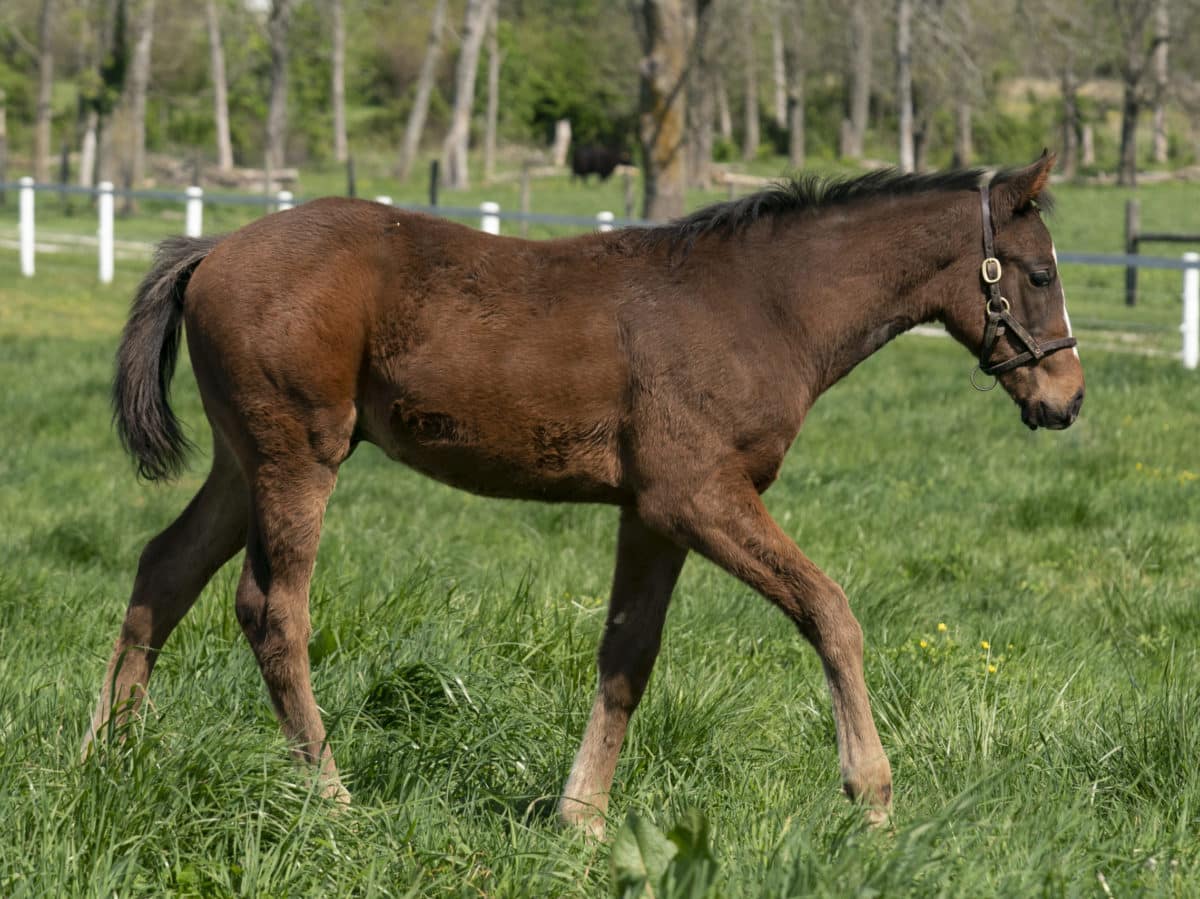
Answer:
[637, 0, 709, 220]
[1118, 81, 1140, 186]
[205, 0, 234, 171]
[687, 33, 714, 188]
[398, 0, 448, 180]
[483, 4, 500, 183]
[127, 0, 155, 184]
[785, 7, 804, 169]
[691, 74, 715, 188]
[952, 98, 971, 168]
[0, 90, 8, 200]
[121, 0, 155, 212]
[34, 0, 56, 183]
[844, 0, 871, 159]
[1060, 66, 1078, 179]
[80, 109, 98, 188]
[716, 74, 733, 142]
[895, 0, 914, 173]
[1151, 0, 1169, 164]
[440, 0, 495, 190]
[740, 1, 759, 161]
[331, 0, 347, 163]
[266, 0, 294, 174]
[771, 2, 787, 128]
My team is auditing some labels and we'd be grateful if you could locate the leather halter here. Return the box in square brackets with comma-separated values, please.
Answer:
[972, 183, 1077, 390]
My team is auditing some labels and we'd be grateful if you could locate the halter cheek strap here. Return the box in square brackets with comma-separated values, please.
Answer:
[974, 184, 1077, 386]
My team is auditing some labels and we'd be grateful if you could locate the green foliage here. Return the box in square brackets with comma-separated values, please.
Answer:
[499, 2, 637, 146]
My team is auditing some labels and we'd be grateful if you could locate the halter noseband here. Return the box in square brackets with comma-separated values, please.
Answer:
[972, 183, 1077, 391]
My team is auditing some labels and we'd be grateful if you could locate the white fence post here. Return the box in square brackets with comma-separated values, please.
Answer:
[596, 210, 615, 233]
[374, 195, 393, 206]
[185, 186, 204, 238]
[19, 176, 34, 277]
[98, 180, 114, 285]
[480, 201, 500, 235]
[1183, 251, 1199, 371]
[277, 190, 294, 212]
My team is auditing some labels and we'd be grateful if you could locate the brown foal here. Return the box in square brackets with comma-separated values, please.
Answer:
[86, 153, 1083, 835]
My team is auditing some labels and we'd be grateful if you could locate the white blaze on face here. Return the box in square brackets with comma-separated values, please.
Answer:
[1051, 241, 1079, 358]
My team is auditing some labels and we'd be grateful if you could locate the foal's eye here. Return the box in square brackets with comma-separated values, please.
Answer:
[1030, 270, 1053, 287]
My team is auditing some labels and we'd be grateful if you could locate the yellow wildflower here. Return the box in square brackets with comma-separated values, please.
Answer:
[980, 640, 990, 650]
[988, 664, 997, 674]
[919, 639, 928, 649]
[937, 622, 947, 633]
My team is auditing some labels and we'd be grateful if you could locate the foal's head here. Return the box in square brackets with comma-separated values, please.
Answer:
[942, 153, 1084, 430]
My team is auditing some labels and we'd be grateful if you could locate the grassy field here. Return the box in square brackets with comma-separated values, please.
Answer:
[1, 184, 1200, 896]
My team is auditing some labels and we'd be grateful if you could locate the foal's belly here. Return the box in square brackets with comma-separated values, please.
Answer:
[360, 375, 628, 504]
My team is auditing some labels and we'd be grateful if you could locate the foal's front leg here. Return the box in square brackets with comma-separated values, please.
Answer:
[559, 508, 688, 837]
[642, 471, 892, 824]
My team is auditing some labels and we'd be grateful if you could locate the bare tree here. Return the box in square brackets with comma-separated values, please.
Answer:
[331, 0, 347, 163]
[842, 0, 872, 159]
[34, 0, 56, 182]
[687, 39, 716, 188]
[440, 0, 495, 190]
[125, 0, 155, 191]
[398, 0, 448, 180]
[1061, 65, 1079, 177]
[785, 4, 806, 169]
[740, 1, 759, 160]
[716, 73, 733, 142]
[1113, 0, 1159, 185]
[80, 0, 129, 187]
[771, 1, 787, 128]
[266, 0, 294, 175]
[635, 0, 713, 220]
[895, 0, 914, 172]
[205, 0, 234, 171]
[1151, 0, 1169, 164]
[483, 3, 501, 183]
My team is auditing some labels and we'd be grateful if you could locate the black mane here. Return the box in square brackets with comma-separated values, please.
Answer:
[627, 165, 1047, 251]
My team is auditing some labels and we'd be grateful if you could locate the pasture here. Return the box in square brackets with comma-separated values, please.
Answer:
[1, 180, 1199, 896]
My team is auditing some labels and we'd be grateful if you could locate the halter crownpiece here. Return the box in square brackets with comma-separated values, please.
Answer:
[972, 182, 1077, 391]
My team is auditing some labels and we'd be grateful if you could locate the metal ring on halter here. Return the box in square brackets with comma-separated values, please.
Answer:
[970, 366, 998, 391]
[981, 258, 1002, 284]
[986, 296, 1010, 315]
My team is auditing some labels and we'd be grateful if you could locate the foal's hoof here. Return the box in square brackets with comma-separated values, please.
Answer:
[844, 765, 892, 828]
[557, 798, 607, 841]
[320, 780, 352, 807]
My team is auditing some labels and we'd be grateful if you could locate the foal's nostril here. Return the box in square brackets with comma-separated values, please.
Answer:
[1068, 387, 1085, 419]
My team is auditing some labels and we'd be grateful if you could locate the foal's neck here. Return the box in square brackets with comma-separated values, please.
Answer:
[763, 192, 978, 397]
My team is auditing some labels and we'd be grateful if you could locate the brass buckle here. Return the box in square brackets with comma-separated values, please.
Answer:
[981, 258, 1002, 284]
[986, 296, 1010, 315]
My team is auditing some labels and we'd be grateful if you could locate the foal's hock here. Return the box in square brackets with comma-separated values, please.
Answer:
[88, 154, 1083, 836]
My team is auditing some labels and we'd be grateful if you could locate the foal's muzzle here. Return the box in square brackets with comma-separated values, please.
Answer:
[1021, 386, 1085, 431]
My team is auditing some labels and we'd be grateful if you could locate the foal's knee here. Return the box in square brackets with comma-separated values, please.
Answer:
[794, 583, 864, 661]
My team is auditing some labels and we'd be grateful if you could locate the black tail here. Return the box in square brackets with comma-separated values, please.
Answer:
[113, 234, 222, 481]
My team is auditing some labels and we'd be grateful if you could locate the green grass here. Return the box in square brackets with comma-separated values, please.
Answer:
[2, 208, 1200, 895]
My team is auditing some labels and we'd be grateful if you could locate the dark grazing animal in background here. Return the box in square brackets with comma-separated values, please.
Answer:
[86, 153, 1082, 838]
[571, 144, 632, 183]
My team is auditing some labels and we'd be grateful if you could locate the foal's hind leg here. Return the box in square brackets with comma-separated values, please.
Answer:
[559, 508, 688, 837]
[84, 438, 247, 755]
[235, 454, 348, 802]
[641, 472, 892, 824]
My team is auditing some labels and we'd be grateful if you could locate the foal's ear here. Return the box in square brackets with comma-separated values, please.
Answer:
[992, 150, 1057, 223]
